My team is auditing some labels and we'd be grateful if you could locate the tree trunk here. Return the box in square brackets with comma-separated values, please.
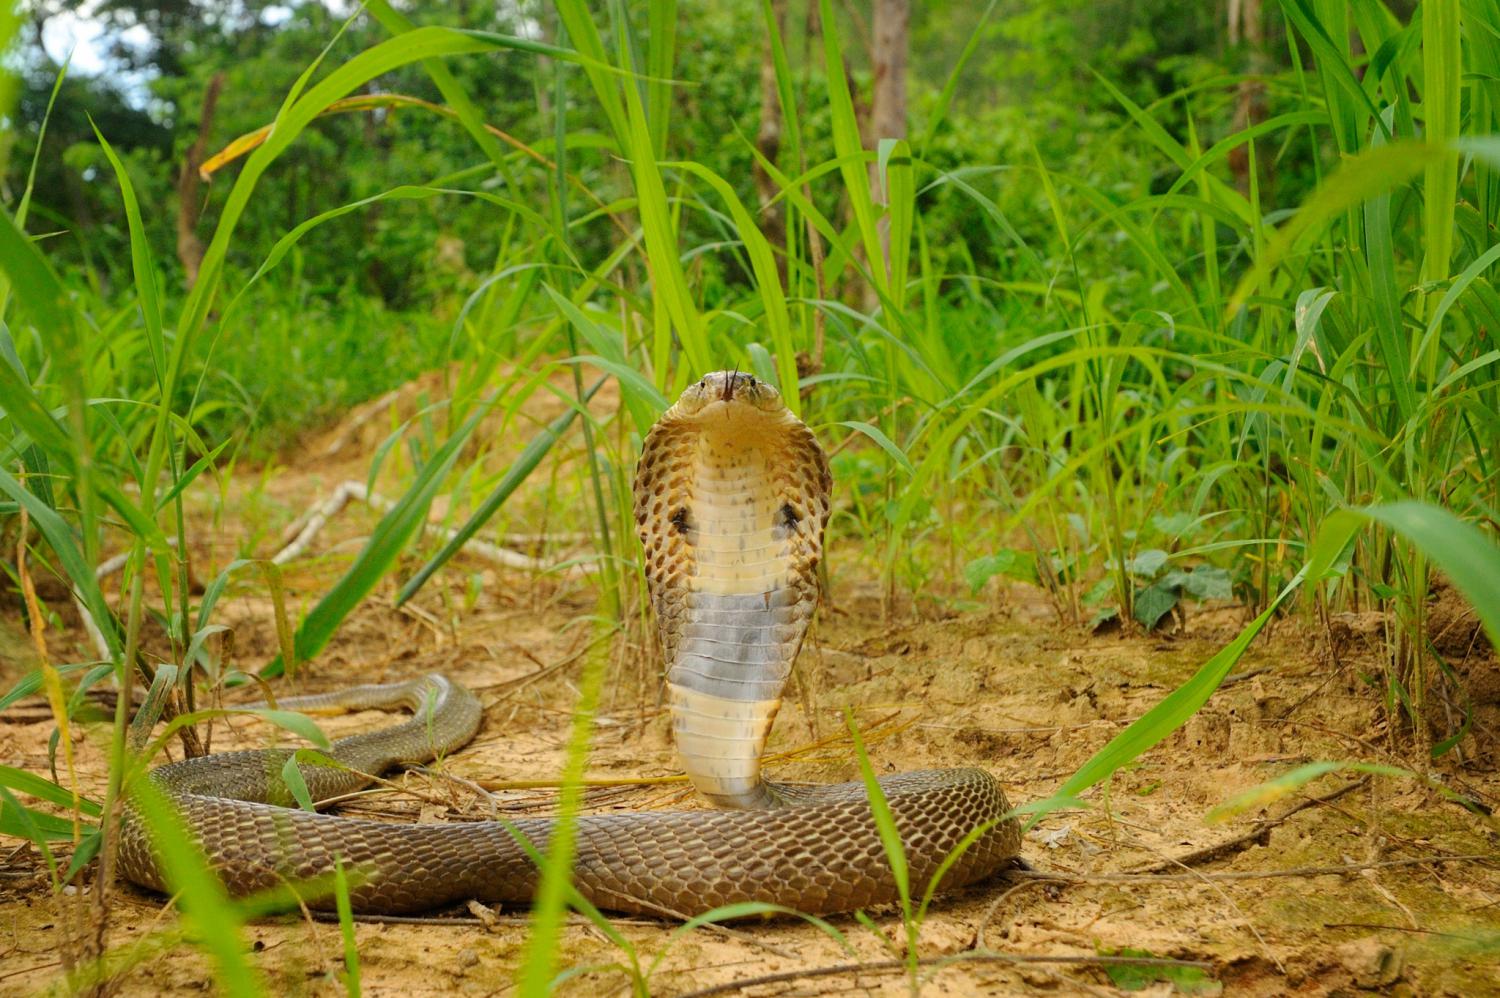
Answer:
[1228, 0, 1268, 196]
[176, 72, 224, 289]
[866, 0, 908, 303]
[870, 0, 909, 157]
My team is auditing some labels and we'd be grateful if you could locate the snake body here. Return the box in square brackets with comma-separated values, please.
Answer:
[118, 371, 1020, 915]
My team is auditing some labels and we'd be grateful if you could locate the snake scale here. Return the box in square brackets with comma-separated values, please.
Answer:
[118, 371, 1021, 915]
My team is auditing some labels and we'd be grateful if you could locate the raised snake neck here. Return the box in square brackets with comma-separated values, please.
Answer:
[118, 371, 1020, 915]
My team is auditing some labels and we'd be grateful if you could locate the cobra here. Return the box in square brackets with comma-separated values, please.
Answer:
[118, 371, 1021, 915]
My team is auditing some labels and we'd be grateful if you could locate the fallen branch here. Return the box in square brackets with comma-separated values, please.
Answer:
[975, 876, 1056, 951]
[674, 950, 1215, 998]
[71, 596, 112, 663]
[3, 688, 145, 724]
[271, 481, 585, 575]
[307, 910, 660, 928]
[320, 388, 403, 458]
[1130, 778, 1370, 874]
[76, 538, 185, 662]
[1012, 853, 1494, 884]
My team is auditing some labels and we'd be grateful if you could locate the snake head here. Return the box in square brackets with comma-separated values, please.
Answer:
[672, 371, 785, 417]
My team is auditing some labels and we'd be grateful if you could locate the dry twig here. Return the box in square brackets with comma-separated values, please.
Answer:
[1012, 853, 1493, 884]
[271, 480, 586, 575]
[1130, 778, 1369, 874]
[674, 950, 1215, 998]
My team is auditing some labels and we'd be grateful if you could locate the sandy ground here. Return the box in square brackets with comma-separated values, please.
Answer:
[2, 375, 1498, 996]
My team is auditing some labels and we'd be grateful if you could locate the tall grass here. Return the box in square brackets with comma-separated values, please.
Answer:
[1, 0, 1498, 993]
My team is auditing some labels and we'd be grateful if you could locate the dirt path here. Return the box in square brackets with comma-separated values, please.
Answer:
[3, 383, 1498, 995]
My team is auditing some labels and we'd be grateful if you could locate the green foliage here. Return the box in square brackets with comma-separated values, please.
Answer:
[2, 0, 1499, 991]
[1114, 549, 1233, 632]
[965, 548, 1038, 592]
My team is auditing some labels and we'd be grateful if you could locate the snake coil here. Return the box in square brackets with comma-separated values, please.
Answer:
[119, 371, 1020, 915]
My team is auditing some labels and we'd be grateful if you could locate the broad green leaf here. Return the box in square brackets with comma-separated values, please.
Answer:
[1125, 549, 1170, 578]
[964, 550, 1038, 593]
[1183, 566, 1233, 601]
[1132, 579, 1180, 631]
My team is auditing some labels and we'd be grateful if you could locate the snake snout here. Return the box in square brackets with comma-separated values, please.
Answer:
[676, 370, 783, 417]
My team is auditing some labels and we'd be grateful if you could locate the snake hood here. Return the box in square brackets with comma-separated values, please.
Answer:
[634, 370, 832, 808]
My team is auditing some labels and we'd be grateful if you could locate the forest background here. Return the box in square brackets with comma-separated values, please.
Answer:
[6, 0, 1500, 780]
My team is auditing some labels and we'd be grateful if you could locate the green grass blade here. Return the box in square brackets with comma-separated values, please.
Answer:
[263, 395, 495, 676]
[818, 0, 885, 295]
[1, 794, 91, 843]
[1092, 70, 1251, 225]
[884, 138, 914, 312]
[12, 53, 68, 230]
[545, 286, 666, 430]
[1208, 761, 1433, 823]
[553, 0, 630, 146]
[0, 765, 103, 816]
[1226, 141, 1448, 315]
[396, 377, 606, 605]
[153, 26, 593, 520]
[647, 904, 854, 981]
[919, 0, 999, 156]
[760, 0, 803, 170]
[836, 420, 914, 475]
[333, 859, 363, 997]
[645, 0, 678, 159]
[224, 186, 569, 320]
[669, 161, 800, 410]
[845, 708, 914, 969]
[0, 464, 121, 657]
[1042, 510, 1384, 820]
[1350, 502, 1500, 647]
[1279, 0, 1388, 145]
[91, 124, 165, 385]
[0, 211, 84, 467]
[1045, 572, 1305, 817]
[364, 0, 511, 170]
[515, 618, 618, 996]
[0, 663, 93, 712]
[620, 77, 709, 376]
